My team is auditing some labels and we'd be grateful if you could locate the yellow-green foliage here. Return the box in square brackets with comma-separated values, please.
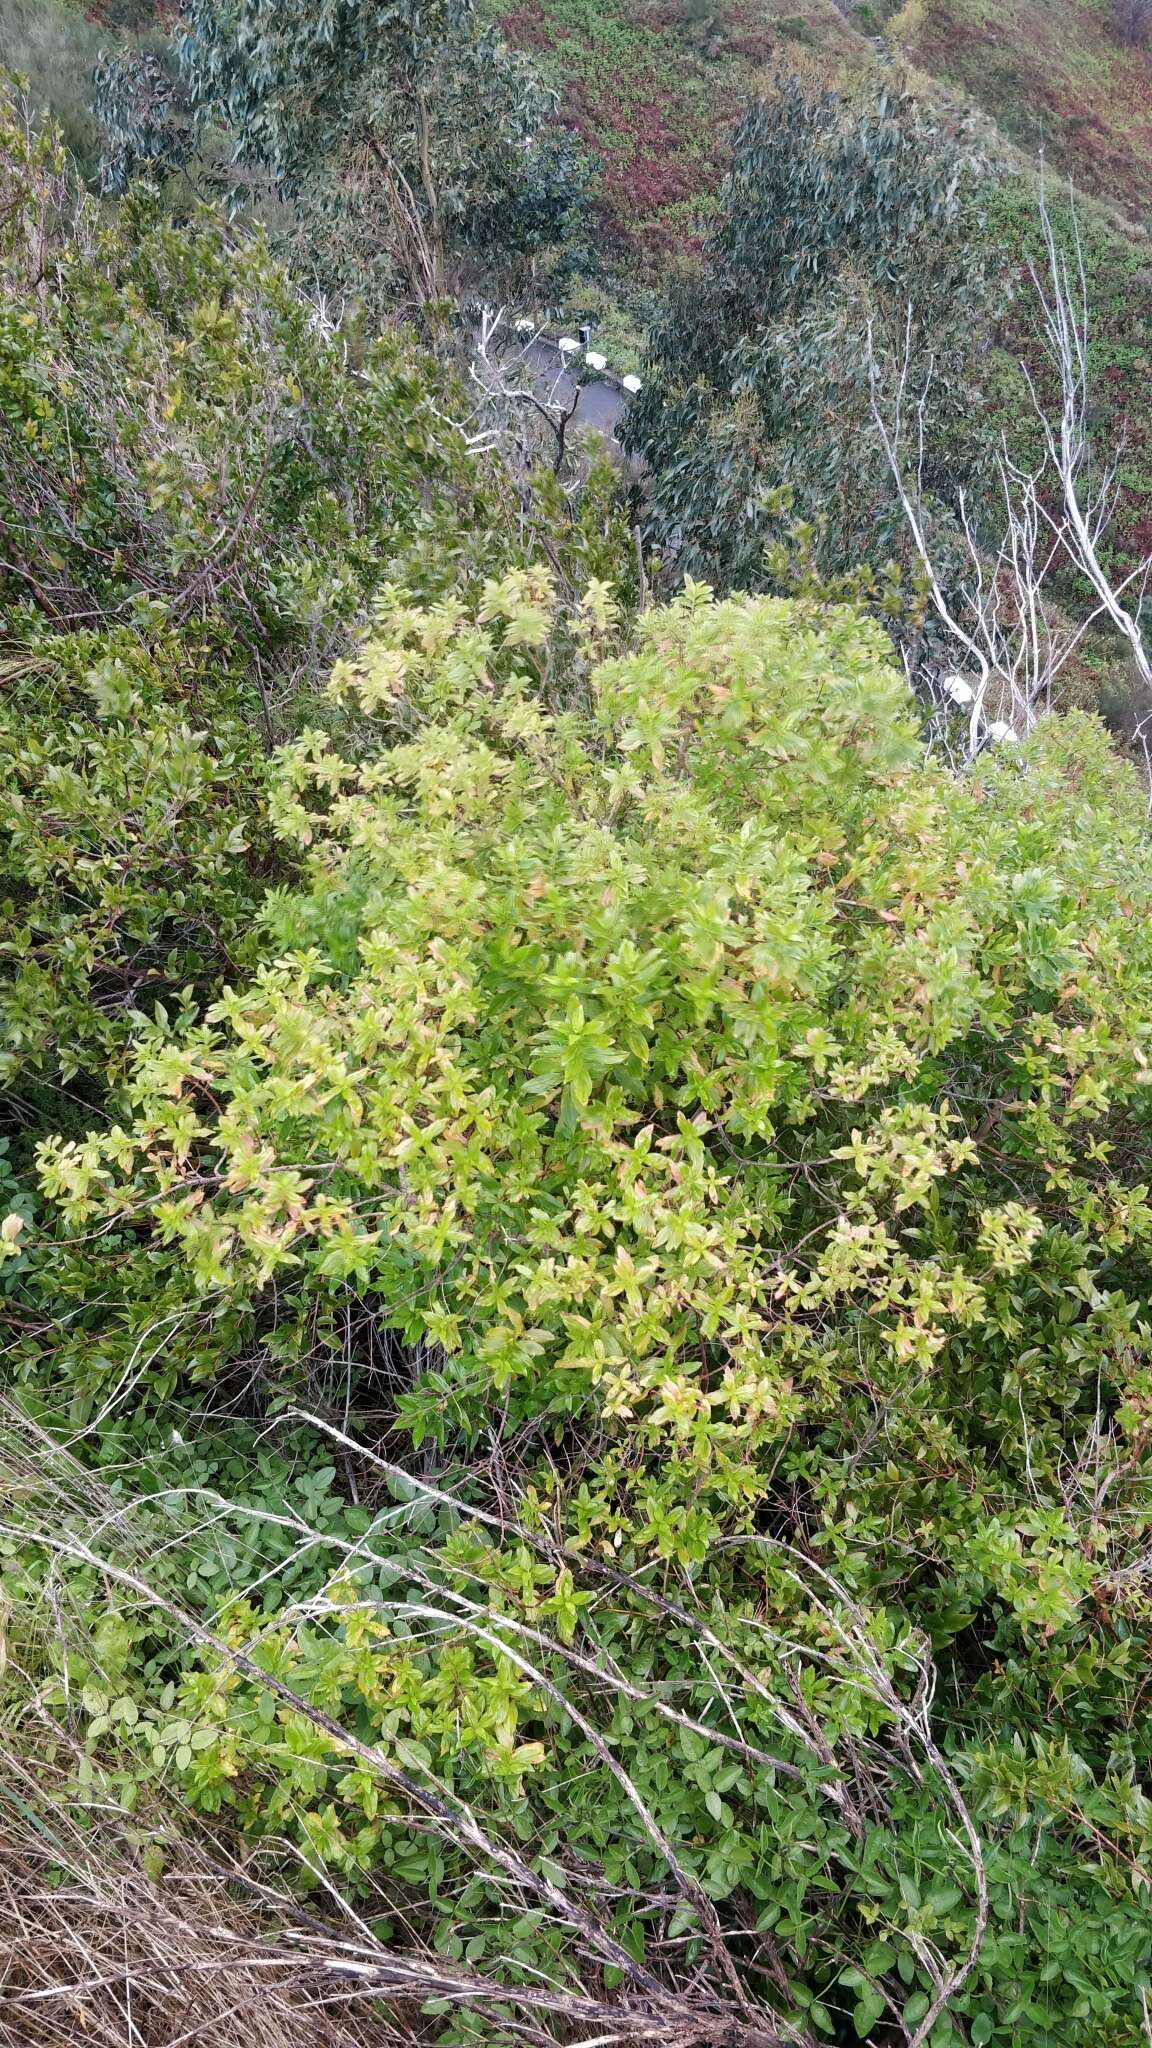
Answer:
[9, 60, 1152, 2048]
[21, 577, 1152, 2045]
[38, 577, 1152, 1578]
[40, 579, 918, 1505]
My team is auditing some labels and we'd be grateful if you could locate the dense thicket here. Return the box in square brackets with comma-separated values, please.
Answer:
[0, 87, 623, 1140]
[12, 556, 1152, 2046]
[4, 49, 1152, 2048]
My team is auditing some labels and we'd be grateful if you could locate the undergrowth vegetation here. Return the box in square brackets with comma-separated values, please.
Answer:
[3, 15, 1152, 2048]
[896, 0, 1152, 223]
[12, 531, 1152, 2047]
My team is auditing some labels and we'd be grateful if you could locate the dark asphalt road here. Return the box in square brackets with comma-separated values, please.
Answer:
[518, 337, 631, 443]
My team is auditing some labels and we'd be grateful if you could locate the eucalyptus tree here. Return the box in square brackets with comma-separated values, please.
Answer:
[623, 77, 1005, 592]
[96, 0, 584, 308]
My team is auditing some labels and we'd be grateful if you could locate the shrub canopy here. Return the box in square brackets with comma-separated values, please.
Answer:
[7, 72, 1152, 2048]
[26, 574, 1152, 2043]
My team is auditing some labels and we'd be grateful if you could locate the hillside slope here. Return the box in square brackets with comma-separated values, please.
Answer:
[8, 1, 1148, 260]
[497, 0, 872, 260]
[896, 0, 1152, 223]
[497, 0, 1152, 256]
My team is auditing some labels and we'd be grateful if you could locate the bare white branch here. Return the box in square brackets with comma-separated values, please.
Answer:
[871, 181, 1152, 765]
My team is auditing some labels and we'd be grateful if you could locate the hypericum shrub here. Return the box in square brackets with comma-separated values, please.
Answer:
[36, 575, 1152, 1578]
[19, 576, 1152, 2043]
[37, 576, 910, 1463]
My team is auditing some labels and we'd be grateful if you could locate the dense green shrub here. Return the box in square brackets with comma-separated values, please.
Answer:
[0, 80, 628, 1133]
[12, 573, 1152, 2043]
[0, 94, 505, 653]
[0, 629, 265, 1114]
[7, 62, 1152, 2048]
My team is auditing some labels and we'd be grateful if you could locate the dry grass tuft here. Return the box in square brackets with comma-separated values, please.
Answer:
[0, 1761, 416, 2048]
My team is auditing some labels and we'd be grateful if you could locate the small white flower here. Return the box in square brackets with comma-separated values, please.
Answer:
[584, 350, 607, 371]
[621, 373, 642, 395]
[557, 335, 579, 354]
